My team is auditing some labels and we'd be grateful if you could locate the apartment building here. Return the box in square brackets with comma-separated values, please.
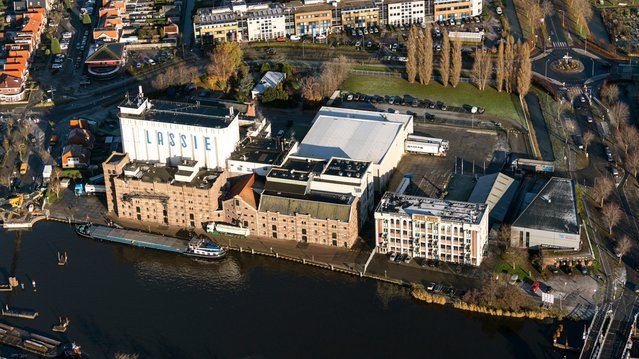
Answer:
[340, 3, 379, 29]
[287, 1, 334, 36]
[433, 0, 481, 20]
[385, 0, 431, 25]
[375, 192, 489, 266]
[193, 8, 239, 44]
[104, 153, 228, 229]
[246, 7, 286, 41]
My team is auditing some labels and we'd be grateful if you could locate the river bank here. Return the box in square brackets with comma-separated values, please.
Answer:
[0, 221, 582, 358]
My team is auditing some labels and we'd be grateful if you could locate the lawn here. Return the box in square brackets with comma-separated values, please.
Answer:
[495, 261, 534, 282]
[340, 74, 525, 124]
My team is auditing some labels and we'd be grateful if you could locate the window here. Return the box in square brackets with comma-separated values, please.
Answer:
[332, 233, 337, 239]
[272, 225, 277, 231]
[302, 229, 307, 235]
[272, 232, 278, 239]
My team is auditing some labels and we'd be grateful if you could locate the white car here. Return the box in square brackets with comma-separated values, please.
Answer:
[496, 6, 503, 15]
[290, 35, 301, 41]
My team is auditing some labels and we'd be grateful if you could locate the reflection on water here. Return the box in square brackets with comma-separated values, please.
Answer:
[0, 222, 578, 359]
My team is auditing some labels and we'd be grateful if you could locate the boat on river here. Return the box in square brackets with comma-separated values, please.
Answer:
[76, 224, 225, 260]
[185, 237, 226, 259]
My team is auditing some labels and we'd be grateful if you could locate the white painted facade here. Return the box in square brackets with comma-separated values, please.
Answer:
[246, 10, 286, 41]
[386, 0, 427, 25]
[118, 92, 240, 170]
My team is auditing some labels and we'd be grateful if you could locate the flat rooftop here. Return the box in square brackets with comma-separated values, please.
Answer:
[119, 100, 234, 128]
[512, 177, 579, 234]
[229, 138, 294, 166]
[376, 192, 487, 225]
[297, 106, 411, 164]
[322, 158, 370, 179]
[121, 161, 222, 189]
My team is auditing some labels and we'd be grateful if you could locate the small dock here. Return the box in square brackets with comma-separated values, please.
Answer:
[2, 306, 38, 320]
[77, 224, 188, 253]
[52, 317, 70, 333]
[0, 284, 12, 292]
[0, 322, 61, 357]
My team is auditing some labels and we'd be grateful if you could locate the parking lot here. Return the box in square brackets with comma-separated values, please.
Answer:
[387, 124, 504, 199]
[127, 49, 175, 71]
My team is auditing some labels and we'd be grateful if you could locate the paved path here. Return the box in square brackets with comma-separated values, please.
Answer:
[524, 93, 555, 161]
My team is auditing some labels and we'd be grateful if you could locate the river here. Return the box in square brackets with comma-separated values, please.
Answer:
[0, 222, 581, 358]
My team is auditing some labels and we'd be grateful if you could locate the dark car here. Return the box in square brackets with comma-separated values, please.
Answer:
[425, 113, 435, 121]
[562, 265, 573, 275]
[428, 101, 436, 109]
[412, 99, 419, 107]
[439, 102, 448, 111]
[477, 107, 485, 114]
[578, 264, 588, 275]
[548, 265, 560, 274]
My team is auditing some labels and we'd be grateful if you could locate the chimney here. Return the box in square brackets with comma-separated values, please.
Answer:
[138, 85, 144, 98]
[229, 106, 235, 116]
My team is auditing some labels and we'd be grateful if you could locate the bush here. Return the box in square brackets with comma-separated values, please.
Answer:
[51, 38, 61, 55]
[260, 62, 271, 74]
[45, 49, 51, 56]
[82, 14, 91, 25]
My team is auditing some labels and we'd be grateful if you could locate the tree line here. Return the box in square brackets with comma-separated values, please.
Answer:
[406, 27, 532, 100]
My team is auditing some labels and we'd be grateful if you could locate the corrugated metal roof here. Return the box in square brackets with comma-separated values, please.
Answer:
[297, 107, 411, 164]
[468, 172, 517, 222]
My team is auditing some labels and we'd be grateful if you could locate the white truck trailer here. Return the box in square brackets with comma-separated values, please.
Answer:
[405, 135, 449, 156]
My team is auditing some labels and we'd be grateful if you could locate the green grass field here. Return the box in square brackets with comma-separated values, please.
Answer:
[340, 74, 525, 124]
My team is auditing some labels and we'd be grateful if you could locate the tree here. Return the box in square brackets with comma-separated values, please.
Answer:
[207, 42, 243, 90]
[609, 102, 630, 130]
[496, 224, 511, 252]
[572, 0, 593, 35]
[318, 55, 351, 98]
[418, 25, 433, 85]
[516, 42, 531, 100]
[496, 40, 505, 92]
[300, 76, 321, 101]
[503, 246, 528, 270]
[602, 202, 623, 235]
[82, 13, 91, 25]
[504, 36, 515, 94]
[440, 30, 450, 87]
[50, 166, 63, 198]
[582, 131, 595, 155]
[281, 62, 293, 78]
[235, 73, 254, 102]
[260, 62, 271, 75]
[592, 176, 614, 207]
[471, 50, 492, 91]
[615, 235, 632, 264]
[601, 84, 619, 105]
[406, 26, 418, 83]
[51, 38, 61, 55]
[450, 37, 462, 88]
[627, 151, 639, 178]
[261, 85, 288, 103]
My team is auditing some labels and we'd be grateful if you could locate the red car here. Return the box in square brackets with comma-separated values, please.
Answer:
[276, 37, 286, 42]
[531, 281, 540, 293]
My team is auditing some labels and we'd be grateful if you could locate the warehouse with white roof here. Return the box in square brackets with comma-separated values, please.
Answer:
[296, 107, 413, 192]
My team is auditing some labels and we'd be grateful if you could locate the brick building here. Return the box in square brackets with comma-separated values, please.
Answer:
[103, 152, 227, 229]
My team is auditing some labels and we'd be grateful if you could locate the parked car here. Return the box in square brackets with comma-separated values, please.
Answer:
[578, 264, 588, 275]
[609, 166, 619, 177]
[426, 282, 436, 291]
[403, 255, 412, 264]
[562, 265, 573, 275]
[496, 6, 503, 15]
[547, 265, 560, 274]
[389, 252, 397, 262]
[605, 146, 614, 162]
[439, 102, 447, 111]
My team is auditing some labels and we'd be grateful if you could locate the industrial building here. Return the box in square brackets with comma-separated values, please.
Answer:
[103, 152, 228, 230]
[118, 88, 240, 170]
[374, 192, 489, 266]
[510, 177, 580, 250]
[467, 172, 518, 224]
[296, 106, 413, 192]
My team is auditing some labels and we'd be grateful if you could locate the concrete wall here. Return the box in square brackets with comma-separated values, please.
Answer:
[247, 15, 286, 41]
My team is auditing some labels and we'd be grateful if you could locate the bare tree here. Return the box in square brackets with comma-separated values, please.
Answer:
[418, 25, 433, 85]
[609, 102, 630, 130]
[615, 235, 632, 264]
[582, 131, 595, 155]
[566, 87, 581, 108]
[406, 26, 418, 83]
[440, 30, 450, 87]
[627, 150, 639, 178]
[503, 246, 528, 270]
[450, 37, 462, 88]
[601, 83, 620, 105]
[504, 36, 515, 93]
[602, 202, 623, 235]
[592, 176, 615, 207]
[471, 49, 483, 90]
[115, 354, 139, 359]
[318, 55, 351, 98]
[616, 123, 639, 155]
[300, 76, 321, 101]
[496, 40, 505, 92]
[516, 42, 532, 100]
[572, 0, 593, 35]
[49, 166, 63, 198]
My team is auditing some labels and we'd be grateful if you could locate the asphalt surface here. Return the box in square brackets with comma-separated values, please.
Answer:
[503, 0, 524, 42]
